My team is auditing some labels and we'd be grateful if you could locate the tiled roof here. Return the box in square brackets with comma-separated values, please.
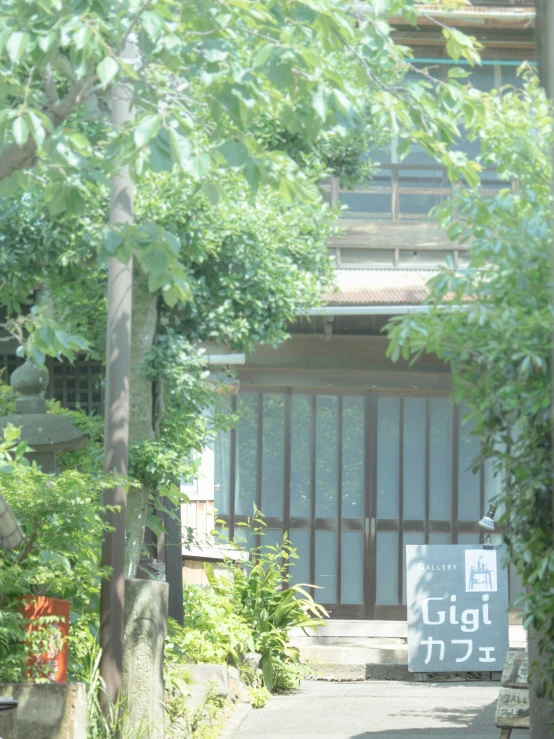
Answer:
[324, 269, 439, 306]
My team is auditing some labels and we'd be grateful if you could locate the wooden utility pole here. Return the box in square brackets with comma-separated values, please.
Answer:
[99, 37, 136, 721]
[528, 4, 554, 737]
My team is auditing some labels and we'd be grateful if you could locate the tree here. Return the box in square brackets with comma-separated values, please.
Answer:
[387, 70, 554, 728]
[0, 0, 486, 573]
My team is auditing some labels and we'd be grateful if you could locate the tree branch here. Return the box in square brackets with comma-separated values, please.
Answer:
[41, 65, 59, 106]
[0, 73, 96, 182]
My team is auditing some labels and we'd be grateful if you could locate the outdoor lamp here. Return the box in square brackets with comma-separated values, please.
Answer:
[478, 502, 497, 532]
[478, 502, 497, 550]
[0, 493, 24, 551]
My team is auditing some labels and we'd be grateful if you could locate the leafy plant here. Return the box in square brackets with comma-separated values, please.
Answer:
[23, 615, 66, 682]
[207, 512, 328, 691]
[166, 584, 254, 666]
[247, 685, 270, 709]
[0, 415, 113, 685]
[165, 669, 227, 739]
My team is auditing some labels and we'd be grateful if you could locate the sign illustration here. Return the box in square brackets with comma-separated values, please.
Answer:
[465, 549, 498, 592]
[406, 544, 509, 672]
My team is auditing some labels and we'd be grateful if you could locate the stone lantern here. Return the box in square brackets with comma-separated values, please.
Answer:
[0, 361, 88, 473]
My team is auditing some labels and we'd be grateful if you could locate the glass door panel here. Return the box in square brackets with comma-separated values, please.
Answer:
[215, 389, 490, 621]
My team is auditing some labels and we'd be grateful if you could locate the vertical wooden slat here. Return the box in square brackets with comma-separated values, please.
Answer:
[197, 502, 206, 545]
[398, 398, 404, 606]
[283, 391, 292, 539]
[47, 358, 55, 400]
[479, 463, 480, 544]
[330, 176, 340, 207]
[424, 399, 430, 544]
[391, 167, 400, 220]
[337, 395, 343, 604]
[366, 393, 377, 619]
[255, 393, 263, 548]
[310, 394, 316, 594]
[164, 496, 184, 626]
[87, 362, 93, 414]
[229, 394, 237, 540]
[207, 500, 215, 546]
[452, 403, 459, 544]
[62, 364, 68, 408]
[494, 63, 502, 89]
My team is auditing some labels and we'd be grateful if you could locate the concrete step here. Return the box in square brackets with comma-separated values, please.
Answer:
[291, 620, 527, 649]
[294, 622, 528, 682]
[299, 643, 410, 682]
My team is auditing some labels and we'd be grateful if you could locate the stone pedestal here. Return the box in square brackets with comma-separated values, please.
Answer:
[0, 683, 86, 739]
[122, 579, 168, 739]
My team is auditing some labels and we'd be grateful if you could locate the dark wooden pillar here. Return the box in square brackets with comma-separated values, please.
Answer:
[164, 496, 184, 626]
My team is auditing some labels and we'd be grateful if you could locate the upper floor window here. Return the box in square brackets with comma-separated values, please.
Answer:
[334, 60, 524, 220]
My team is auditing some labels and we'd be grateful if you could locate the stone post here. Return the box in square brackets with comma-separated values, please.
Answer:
[122, 579, 168, 739]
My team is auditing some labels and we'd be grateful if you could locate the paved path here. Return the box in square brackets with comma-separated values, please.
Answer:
[234, 681, 528, 739]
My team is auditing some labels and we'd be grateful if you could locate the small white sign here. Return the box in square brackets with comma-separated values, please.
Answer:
[465, 549, 498, 592]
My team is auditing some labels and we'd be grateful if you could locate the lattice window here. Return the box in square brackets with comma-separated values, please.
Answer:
[0, 354, 104, 416]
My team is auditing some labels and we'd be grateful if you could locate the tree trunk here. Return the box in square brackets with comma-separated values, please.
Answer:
[529, 624, 554, 738]
[125, 270, 158, 578]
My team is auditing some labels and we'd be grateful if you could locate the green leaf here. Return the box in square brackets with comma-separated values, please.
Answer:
[164, 230, 181, 254]
[162, 286, 178, 307]
[220, 140, 248, 169]
[261, 653, 273, 691]
[189, 153, 211, 180]
[102, 227, 123, 255]
[397, 138, 411, 161]
[140, 247, 168, 274]
[3, 424, 21, 444]
[12, 117, 29, 146]
[96, 57, 119, 88]
[134, 116, 161, 148]
[252, 44, 273, 68]
[6, 32, 30, 63]
[448, 67, 471, 80]
[141, 10, 165, 41]
[27, 111, 46, 147]
[66, 131, 91, 152]
[168, 129, 193, 172]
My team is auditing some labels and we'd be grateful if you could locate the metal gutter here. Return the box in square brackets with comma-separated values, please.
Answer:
[301, 305, 437, 316]
[414, 58, 535, 66]
[412, 8, 535, 21]
[356, 3, 535, 22]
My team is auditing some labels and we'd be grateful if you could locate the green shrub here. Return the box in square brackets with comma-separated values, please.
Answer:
[166, 583, 254, 666]
[0, 423, 112, 683]
[272, 652, 310, 691]
[247, 685, 270, 709]
[206, 514, 328, 691]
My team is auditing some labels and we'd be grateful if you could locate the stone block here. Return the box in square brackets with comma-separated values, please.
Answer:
[122, 579, 168, 739]
[187, 664, 230, 712]
[228, 666, 248, 703]
[189, 664, 230, 698]
[501, 649, 529, 688]
[308, 662, 367, 681]
[0, 683, 85, 739]
[244, 652, 262, 671]
[495, 686, 530, 728]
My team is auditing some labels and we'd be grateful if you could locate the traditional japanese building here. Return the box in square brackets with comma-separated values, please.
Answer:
[0, 1, 536, 623]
